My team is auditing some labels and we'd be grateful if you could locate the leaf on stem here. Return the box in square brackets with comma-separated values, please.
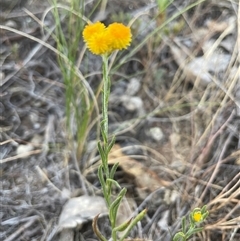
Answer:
[100, 121, 108, 144]
[114, 218, 132, 232]
[106, 178, 122, 189]
[186, 227, 203, 238]
[109, 188, 127, 227]
[112, 218, 132, 241]
[109, 162, 119, 180]
[98, 165, 109, 206]
[181, 216, 186, 234]
[106, 178, 122, 203]
[201, 205, 207, 214]
[107, 136, 116, 153]
[119, 209, 147, 241]
[172, 232, 185, 241]
[98, 141, 107, 161]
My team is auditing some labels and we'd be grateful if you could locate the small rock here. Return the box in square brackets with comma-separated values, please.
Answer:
[33, 123, 40, 129]
[122, 96, 144, 113]
[170, 160, 185, 173]
[58, 196, 108, 230]
[170, 133, 181, 147]
[157, 210, 169, 231]
[16, 144, 33, 155]
[148, 127, 164, 142]
[29, 112, 39, 123]
[125, 78, 141, 96]
[186, 53, 231, 85]
[61, 188, 71, 200]
[0, 72, 5, 82]
[5, 20, 18, 29]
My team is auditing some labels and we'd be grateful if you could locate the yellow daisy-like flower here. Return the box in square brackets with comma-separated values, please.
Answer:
[87, 32, 112, 55]
[82, 21, 106, 43]
[106, 23, 132, 50]
[193, 211, 202, 223]
[82, 21, 132, 55]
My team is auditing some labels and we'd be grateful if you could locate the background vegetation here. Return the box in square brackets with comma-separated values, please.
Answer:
[1, 0, 239, 240]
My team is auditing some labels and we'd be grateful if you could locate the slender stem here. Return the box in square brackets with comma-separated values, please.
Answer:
[101, 54, 111, 178]
[102, 54, 110, 140]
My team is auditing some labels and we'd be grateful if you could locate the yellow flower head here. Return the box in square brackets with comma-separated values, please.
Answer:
[82, 21, 106, 42]
[86, 32, 112, 55]
[193, 211, 202, 223]
[82, 21, 132, 55]
[106, 23, 132, 51]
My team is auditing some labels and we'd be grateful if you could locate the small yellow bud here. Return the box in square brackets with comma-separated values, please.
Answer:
[193, 211, 202, 223]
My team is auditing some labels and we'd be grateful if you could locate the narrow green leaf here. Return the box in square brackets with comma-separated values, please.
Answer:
[119, 209, 147, 241]
[116, 187, 127, 199]
[98, 166, 105, 187]
[112, 218, 132, 241]
[109, 188, 127, 227]
[109, 188, 126, 214]
[98, 141, 106, 161]
[98, 166, 108, 201]
[185, 226, 196, 238]
[186, 227, 203, 239]
[114, 218, 132, 232]
[201, 205, 207, 214]
[107, 136, 116, 153]
[181, 216, 186, 234]
[109, 196, 122, 226]
[106, 178, 121, 189]
[110, 162, 119, 180]
[100, 121, 108, 144]
[189, 212, 195, 226]
[192, 227, 204, 233]
[172, 232, 185, 241]
[105, 178, 120, 198]
[202, 211, 209, 220]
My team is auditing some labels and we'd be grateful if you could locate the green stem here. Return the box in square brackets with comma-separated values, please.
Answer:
[102, 54, 110, 141]
[101, 54, 111, 178]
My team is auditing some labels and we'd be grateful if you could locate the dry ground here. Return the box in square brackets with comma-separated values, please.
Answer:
[1, 0, 240, 241]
